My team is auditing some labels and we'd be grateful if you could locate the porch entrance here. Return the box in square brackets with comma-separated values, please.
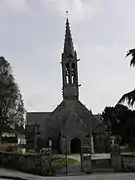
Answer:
[71, 138, 81, 153]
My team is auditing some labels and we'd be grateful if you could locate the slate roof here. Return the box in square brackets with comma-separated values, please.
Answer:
[46, 99, 105, 135]
[26, 112, 51, 137]
[26, 100, 105, 139]
[26, 112, 51, 126]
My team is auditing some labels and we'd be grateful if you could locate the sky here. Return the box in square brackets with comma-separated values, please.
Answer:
[0, 0, 135, 114]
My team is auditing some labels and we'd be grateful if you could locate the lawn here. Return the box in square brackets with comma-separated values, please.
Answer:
[52, 156, 77, 168]
[121, 152, 135, 156]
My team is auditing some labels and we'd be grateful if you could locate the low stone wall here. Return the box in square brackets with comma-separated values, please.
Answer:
[0, 151, 48, 175]
[2, 151, 135, 175]
[0, 151, 65, 176]
[122, 154, 135, 172]
[89, 152, 135, 173]
[111, 150, 135, 172]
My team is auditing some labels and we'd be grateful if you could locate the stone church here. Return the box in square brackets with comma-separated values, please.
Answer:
[26, 18, 106, 154]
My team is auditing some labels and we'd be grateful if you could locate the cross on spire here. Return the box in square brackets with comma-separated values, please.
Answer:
[61, 14, 79, 99]
[66, 10, 68, 18]
[63, 13, 76, 58]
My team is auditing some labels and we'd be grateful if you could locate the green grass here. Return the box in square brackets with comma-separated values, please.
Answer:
[53, 154, 65, 158]
[25, 151, 39, 155]
[121, 152, 135, 156]
[22, 152, 77, 168]
[52, 157, 77, 168]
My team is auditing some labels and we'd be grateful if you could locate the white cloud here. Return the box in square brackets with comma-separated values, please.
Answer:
[45, 0, 103, 21]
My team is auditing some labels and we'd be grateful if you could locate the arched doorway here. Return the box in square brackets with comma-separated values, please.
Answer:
[71, 138, 81, 153]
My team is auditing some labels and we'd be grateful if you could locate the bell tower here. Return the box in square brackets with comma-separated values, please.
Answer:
[61, 17, 79, 100]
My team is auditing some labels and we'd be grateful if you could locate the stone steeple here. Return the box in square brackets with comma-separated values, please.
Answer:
[61, 18, 79, 99]
[26, 16, 106, 154]
[63, 18, 76, 58]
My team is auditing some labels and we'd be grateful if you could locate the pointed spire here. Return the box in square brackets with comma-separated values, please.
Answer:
[63, 16, 75, 58]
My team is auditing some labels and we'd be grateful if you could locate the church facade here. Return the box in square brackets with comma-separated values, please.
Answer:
[26, 18, 106, 154]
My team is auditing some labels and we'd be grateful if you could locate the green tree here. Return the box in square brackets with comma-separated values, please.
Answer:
[0, 56, 25, 142]
[125, 111, 135, 150]
[102, 104, 135, 148]
[118, 49, 135, 106]
[102, 106, 120, 135]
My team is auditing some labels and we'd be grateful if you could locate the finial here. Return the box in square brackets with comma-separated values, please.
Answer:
[66, 10, 68, 19]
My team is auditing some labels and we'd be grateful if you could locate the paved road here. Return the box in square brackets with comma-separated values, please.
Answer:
[1, 168, 135, 180]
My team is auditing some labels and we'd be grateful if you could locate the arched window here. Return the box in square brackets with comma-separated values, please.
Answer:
[71, 63, 75, 84]
[65, 63, 70, 84]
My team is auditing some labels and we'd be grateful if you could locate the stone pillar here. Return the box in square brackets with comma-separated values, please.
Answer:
[60, 137, 70, 154]
[111, 145, 123, 172]
[41, 155, 49, 176]
[82, 154, 92, 173]
[91, 135, 94, 154]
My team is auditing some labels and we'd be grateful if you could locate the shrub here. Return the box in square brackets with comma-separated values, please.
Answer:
[41, 167, 55, 176]
[2, 136, 17, 143]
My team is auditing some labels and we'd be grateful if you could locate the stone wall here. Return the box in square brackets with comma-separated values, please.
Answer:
[0, 151, 65, 176]
[111, 150, 135, 172]
[0, 152, 48, 175]
[111, 151, 122, 172]
[122, 154, 135, 172]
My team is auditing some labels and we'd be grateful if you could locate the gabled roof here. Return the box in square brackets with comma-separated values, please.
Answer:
[47, 99, 105, 135]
